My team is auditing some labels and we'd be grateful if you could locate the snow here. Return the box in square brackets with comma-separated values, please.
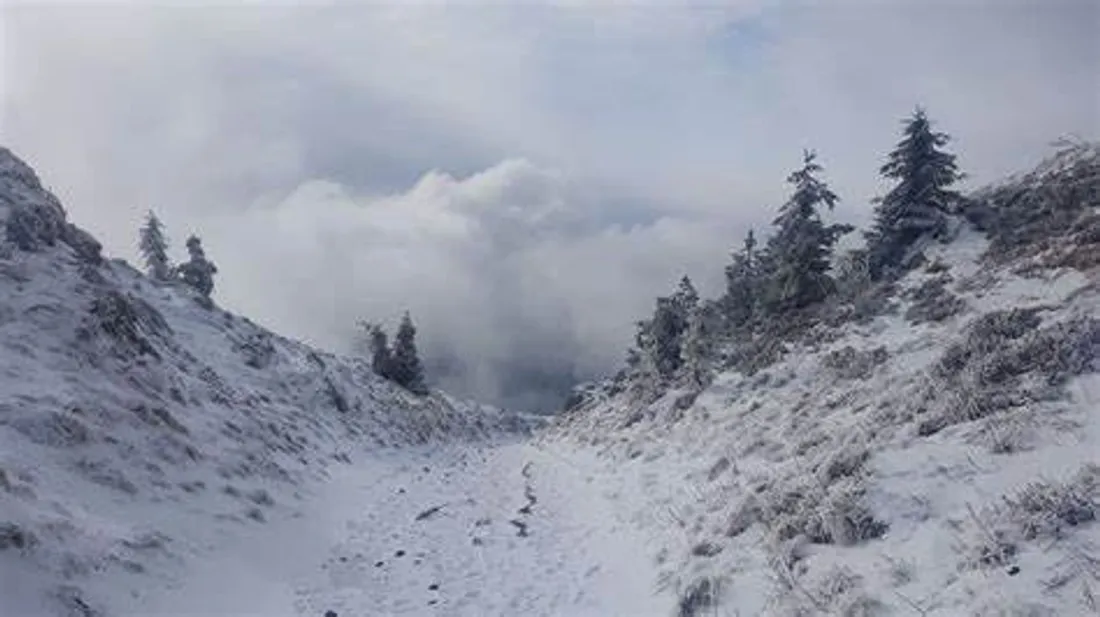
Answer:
[0, 147, 546, 617]
[3, 144, 1100, 616]
[82, 440, 673, 617]
[547, 230, 1100, 614]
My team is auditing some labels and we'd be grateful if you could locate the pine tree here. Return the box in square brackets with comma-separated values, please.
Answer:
[672, 275, 699, 317]
[357, 320, 392, 379]
[722, 229, 761, 329]
[763, 150, 852, 312]
[177, 235, 218, 298]
[649, 296, 686, 378]
[390, 312, 428, 395]
[867, 107, 964, 279]
[138, 210, 172, 281]
[681, 304, 714, 388]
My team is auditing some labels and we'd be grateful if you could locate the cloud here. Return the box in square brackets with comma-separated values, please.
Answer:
[202, 158, 733, 410]
[1, 0, 1096, 409]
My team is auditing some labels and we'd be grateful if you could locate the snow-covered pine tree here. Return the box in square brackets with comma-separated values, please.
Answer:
[763, 150, 853, 312]
[389, 312, 428, 395]
[866, 107, 965, 280]
[366, 322, 392, 380]
[834, 248, 872, 302]
[722, 229, 761, 330]
[626, 319, 650, 372]
[138, 210, 173, 281]
[681, 303, 715, 388]
[650, 296, 686, 378]
[672, 275, 699, 317]
[176, 235, 218, 299]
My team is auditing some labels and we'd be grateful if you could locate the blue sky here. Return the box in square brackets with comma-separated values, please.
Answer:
[2, 0, 1096, 409]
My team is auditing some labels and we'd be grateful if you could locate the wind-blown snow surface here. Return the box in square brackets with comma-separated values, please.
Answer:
[547, 225, 1100, 615]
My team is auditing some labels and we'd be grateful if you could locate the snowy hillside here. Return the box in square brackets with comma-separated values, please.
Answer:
[0, 146, 532, 616]
[545, 144, 1100, 615]
[2, 140, 1097, 617]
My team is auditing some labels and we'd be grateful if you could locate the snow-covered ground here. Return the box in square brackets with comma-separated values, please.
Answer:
[548, 224, 1100, 615]
[105, 439, 673, 617]
[3, 144, 1098, 616]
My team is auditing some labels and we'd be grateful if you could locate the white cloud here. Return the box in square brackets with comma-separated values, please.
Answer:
[201, 158, 733, 409]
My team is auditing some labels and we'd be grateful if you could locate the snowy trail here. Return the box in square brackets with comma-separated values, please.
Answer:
[121, 440, 674, 617]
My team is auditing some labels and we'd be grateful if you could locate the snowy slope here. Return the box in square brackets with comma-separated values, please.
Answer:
[0, 147, 533, 617]
[545, 147, 1100, 615]
[2, 142, 1098, 617]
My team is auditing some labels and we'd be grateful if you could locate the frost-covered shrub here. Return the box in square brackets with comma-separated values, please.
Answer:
[904, 274, 967, 324]
[979, 412, 1036, 454]
[812, 567, 884, 617]
[822, 346, 889, 380]
[728, 330, 787, 376]
[61, 223, 103, 264]
[5, 201, 63, 251]
[755, 472, 886, 547]
[919, 310, 1097, 435]
[677, 576, 722, 617]
[235, 332, 277, 369]
[1003, 464, 1100, 541]
[960, 465, 1100, 573]
[78, 290, 170, 360]
[1051, 211, 1100, 270]
[975, 142, 1100, 265]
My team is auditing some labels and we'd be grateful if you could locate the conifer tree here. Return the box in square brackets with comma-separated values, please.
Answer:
[672, 275, 699, 317]
[626, 319, 651, 372]
[390, 312, 428, 394]
[177, 235, 218, 298]
[649, 296, 686, 378]
[867, 107, 964, 279]
[763, 150, 852, 312]
[681, 304, 714, 388]
[138, 210, 172, 281]
[360, 321, 392, 379]
[723, 229, 761, 329]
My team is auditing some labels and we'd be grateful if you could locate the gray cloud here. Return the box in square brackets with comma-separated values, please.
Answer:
[1, 1, 1096, 410]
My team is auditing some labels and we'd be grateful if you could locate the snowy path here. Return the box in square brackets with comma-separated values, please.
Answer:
[121, 441, 674, 617]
